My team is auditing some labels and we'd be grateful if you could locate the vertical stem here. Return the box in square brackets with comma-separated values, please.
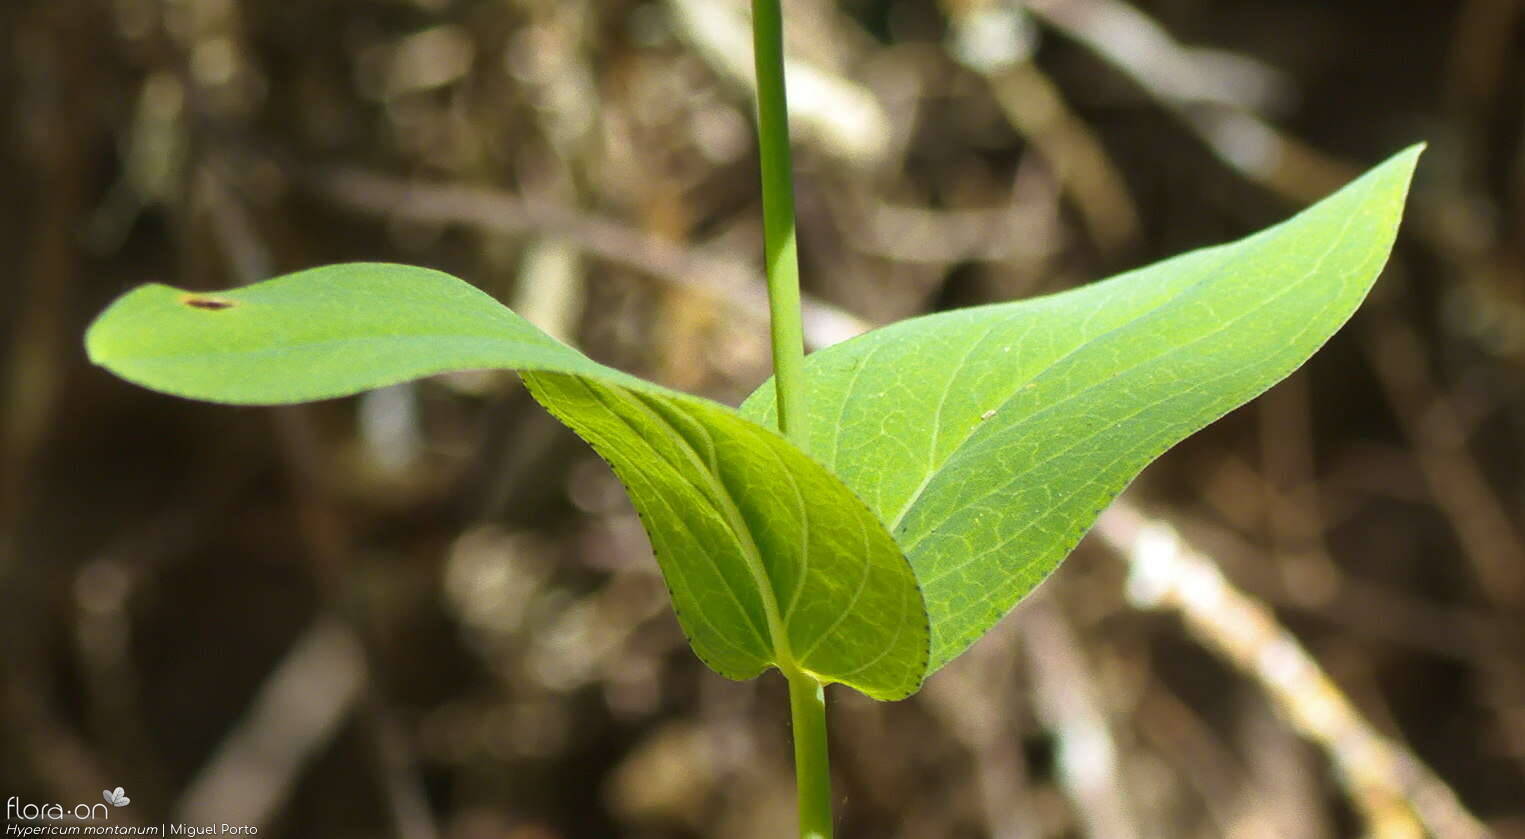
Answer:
[753, 5, 831, 836]
[752, 0, 809, 447]
[788, 670, 834, 839]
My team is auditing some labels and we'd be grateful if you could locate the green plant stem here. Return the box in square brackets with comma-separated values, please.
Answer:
[787, 670, 834, 839]
[753, 4, 832, 835]
[752, 0, 809, 448]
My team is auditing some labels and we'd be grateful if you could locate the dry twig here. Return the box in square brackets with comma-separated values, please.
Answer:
[1023, 0, 1354, 202]
[1020, 593, 1142, 839]
[1096, 501, 1493, 839]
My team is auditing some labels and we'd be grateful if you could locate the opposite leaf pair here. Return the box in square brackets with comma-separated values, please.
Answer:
[85, 145, 1421, 700]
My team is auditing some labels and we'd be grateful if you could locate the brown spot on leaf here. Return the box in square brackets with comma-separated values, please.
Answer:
[181, 295, 236, 311]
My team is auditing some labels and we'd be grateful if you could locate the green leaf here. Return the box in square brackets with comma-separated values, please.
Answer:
[85, 262, 930, 699]
[742, 145, 1422, 673]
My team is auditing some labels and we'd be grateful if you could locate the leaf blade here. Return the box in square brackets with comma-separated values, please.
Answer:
[85, 263, 624, 404]
[743, 145, 1422, 672]
[86, 262, 930, 699]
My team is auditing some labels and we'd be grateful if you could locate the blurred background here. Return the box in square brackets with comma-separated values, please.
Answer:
[2, 0, 1523, 837]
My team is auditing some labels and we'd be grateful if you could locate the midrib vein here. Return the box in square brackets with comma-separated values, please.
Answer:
[884, 246, 1247, 534]
[900, 209, 1363, 554]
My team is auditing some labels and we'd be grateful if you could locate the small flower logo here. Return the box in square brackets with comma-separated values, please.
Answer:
[102, 787, 130, 807]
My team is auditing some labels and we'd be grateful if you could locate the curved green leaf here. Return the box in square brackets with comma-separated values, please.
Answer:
[85, 262, 929, 699]
[742, 145, 1421, 673]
